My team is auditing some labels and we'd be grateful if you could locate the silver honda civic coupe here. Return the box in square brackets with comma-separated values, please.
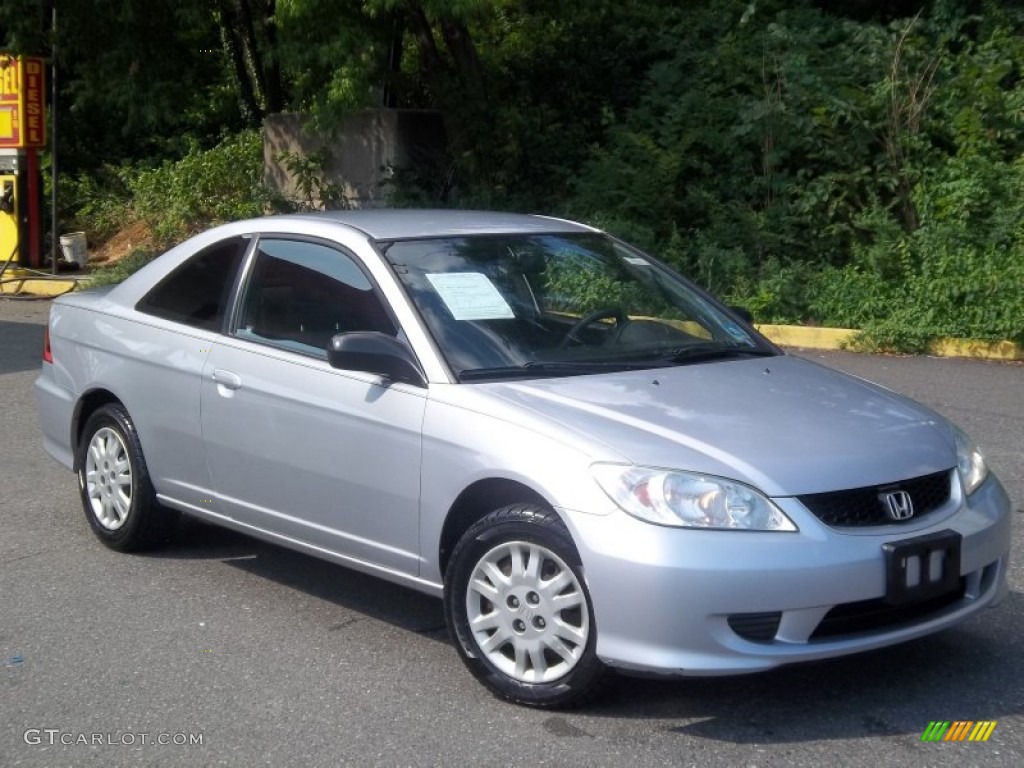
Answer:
[35, 210, 1011, 707]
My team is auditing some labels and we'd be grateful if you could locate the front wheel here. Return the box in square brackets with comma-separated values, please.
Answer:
[444, 504, 606, 707]
[76, 403, 178, 552]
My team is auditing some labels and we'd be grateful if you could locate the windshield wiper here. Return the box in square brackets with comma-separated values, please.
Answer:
[458, 360, 653, 381]
[656, 342, 776, 364]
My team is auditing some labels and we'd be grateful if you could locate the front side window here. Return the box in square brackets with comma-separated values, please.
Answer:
[136, 237, 247, 331]
[382, 233, 775, 380]
[235, 238, 395, 358]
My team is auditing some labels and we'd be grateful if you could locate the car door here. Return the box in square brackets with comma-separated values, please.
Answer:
[128, 235, 249, 510]
[199, 236, 427, 575]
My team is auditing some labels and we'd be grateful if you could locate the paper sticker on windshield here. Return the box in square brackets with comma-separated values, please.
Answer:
[426, 272, 515, 321]
[623, 256, 649, 266]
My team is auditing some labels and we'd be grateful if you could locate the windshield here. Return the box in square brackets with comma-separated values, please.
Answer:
[382, 232, 775, 381]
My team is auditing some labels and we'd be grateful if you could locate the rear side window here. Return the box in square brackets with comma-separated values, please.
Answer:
[136, 237, 248, 331]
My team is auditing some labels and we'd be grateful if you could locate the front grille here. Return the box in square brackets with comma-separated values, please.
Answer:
[798, 470, 952, 527]
[810, 579, 966, 640]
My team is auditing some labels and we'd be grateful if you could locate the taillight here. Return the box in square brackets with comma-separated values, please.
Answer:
[43, 326, 53, 363]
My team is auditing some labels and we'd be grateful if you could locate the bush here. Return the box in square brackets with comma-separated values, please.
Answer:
[59, 169, 135, 246]
[130, 130, 269, 242]
[558, 3, 1024, 349]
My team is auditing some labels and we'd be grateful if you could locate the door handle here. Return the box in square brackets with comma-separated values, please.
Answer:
[212, 368, 242, 390]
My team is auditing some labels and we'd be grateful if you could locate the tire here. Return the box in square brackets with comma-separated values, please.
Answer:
[76, 403, 178, 552]
[444, 504, 606, 708]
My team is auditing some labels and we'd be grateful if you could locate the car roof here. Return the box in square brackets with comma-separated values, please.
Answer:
[279, 209, 598, 240]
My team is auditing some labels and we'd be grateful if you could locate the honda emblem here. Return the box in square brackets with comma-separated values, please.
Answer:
[882, 490, 915, 521]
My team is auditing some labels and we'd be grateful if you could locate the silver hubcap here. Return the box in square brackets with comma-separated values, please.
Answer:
[466, 541, 589, 683]
[84, 427, 133, 530]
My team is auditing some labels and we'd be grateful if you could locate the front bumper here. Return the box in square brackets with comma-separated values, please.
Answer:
[562, 473, 1011, 676]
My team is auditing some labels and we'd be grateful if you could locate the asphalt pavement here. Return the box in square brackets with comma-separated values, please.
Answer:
[2, 297, 1021, 767]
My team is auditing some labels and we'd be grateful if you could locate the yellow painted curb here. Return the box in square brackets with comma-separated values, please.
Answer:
[927, 337, 1023, 362]
[0, 268, 85, 297]
[756, 323, 1023, 361]
[756, 324, 857, 350]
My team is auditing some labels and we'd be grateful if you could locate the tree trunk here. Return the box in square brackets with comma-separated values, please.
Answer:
[404, 1, 446, 84]
[383, 16, 404, 109]
[260, 0, 284, 113]
[439, 18, 483, 95]
[217, 0, 262, 123]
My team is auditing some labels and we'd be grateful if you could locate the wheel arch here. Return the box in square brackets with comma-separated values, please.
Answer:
[438, 478, 554, 579]
[71, 389, 124, 470]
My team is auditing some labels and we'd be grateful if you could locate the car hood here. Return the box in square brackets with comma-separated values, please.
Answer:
[477, 355, 955, 497]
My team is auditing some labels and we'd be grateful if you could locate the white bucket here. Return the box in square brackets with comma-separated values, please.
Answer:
[59, 232, 88, 267]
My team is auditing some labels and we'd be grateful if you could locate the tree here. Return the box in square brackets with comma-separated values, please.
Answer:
[216, 0, 285, 121]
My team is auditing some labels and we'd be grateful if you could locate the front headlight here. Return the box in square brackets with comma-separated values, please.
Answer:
[952, 425, 988, 495]
[592, 464, 797, 531]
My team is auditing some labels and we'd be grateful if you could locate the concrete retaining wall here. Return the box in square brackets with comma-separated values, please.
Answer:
[263, 109, 446, 209]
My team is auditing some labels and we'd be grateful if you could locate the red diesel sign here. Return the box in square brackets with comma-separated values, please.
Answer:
[0, 54, 47, 148]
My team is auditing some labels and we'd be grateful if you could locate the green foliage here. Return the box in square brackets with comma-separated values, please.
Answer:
[129, 130, 268, 241]
[815, 155, 1024, 349]
[560, 1, 1024, 350]
[275, 0, 392, 119]
[729, 259, 824, 324]
[59, 169, 135, 245]
[18, 0, 241, 171]
[69, 130, 272, 252]
[31, 0, 1023, 349]
[276, 150, 350, 211]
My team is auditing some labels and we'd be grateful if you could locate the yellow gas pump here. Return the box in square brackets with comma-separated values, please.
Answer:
[1, 154, 20, 266]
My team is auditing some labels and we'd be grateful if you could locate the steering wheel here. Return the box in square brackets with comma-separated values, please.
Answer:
[558, 307, 627, 348]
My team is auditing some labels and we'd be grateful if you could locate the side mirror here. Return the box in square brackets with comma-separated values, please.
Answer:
[729, 305, 754, 325]
[327, 332, 426, 388]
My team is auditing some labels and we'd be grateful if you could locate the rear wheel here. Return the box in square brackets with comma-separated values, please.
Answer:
[76, 403, 177, 551]
[444, 504, 606, 707]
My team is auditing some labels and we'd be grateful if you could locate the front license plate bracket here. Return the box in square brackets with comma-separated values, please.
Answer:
[882, 529, 962, 606]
